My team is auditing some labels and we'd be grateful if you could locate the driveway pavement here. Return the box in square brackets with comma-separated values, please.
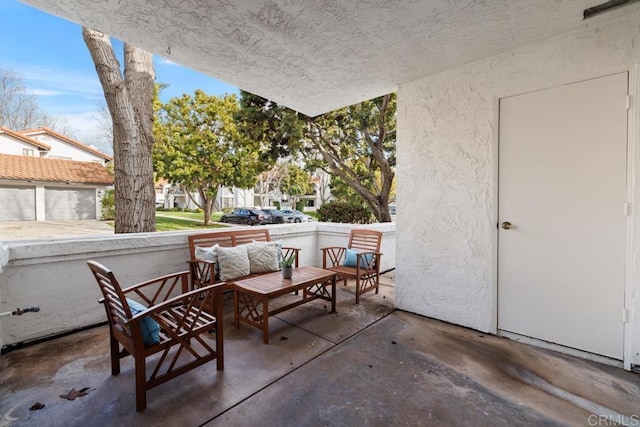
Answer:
[0, 220, 114, 241]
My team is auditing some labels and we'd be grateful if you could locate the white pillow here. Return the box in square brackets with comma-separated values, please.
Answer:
[195, 245, 217, 262]
[194, 245, 220, 281]
[247, 241, 280, 274]
[216, 245, 251, 281]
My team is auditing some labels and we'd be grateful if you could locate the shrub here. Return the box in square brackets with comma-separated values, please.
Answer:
[317, 202, 373, 224]
[100, 189, 115, 220]
[295, 201, 304, 211]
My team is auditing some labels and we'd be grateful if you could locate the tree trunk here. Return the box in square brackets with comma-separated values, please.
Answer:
[195, 188, 213, 226]
[83, 27, 156, 233]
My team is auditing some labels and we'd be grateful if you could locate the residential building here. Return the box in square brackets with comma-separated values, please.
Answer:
[0, 127, 113, 220]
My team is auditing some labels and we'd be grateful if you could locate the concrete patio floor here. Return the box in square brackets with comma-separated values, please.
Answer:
[1, 272, 639, 426]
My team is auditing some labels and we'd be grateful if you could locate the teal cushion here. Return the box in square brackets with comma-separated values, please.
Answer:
[126, 299, 160, 346]
[343, 248, 374, 269]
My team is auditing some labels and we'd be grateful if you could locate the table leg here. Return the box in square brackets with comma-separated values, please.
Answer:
[331, 275, 337, 313]
[263, 297, 269, 344]
[234, 289, 239, 329]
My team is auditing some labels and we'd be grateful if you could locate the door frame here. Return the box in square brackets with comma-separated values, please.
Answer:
[493, 69, 637, 370]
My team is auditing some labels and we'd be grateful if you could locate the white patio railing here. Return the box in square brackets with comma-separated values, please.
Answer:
[0, 222, 395, 350]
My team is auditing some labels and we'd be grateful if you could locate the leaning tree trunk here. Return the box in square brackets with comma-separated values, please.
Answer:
[83, 28, 156, 233]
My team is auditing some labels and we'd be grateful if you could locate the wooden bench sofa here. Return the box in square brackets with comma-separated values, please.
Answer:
[187, 228, 300, 313]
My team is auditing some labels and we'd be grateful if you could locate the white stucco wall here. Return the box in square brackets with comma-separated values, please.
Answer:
[396, 14, 640, 367]
[30, 134, 105, 162]
[0, 134, 41, 156]
[0, 223, 395, 349]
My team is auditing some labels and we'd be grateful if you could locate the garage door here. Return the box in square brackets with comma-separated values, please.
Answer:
[45, 188, 96, 220]
[0, 186, 36, 220]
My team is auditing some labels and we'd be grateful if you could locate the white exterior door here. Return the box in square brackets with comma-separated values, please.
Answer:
[0, 186, 36, 220]
[498, 73, 628, 360]
[45, 187, 96, 220]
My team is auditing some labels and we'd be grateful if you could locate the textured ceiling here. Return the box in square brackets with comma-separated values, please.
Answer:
[21, 0, 634, 116]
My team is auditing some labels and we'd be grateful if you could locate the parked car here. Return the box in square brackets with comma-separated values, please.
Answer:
[280, 209, 315, 223]
[260, 208, 293, 224]
[220, 208, 271, 225]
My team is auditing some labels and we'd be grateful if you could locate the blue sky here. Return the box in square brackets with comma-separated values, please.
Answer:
[0, 0, 239, 154]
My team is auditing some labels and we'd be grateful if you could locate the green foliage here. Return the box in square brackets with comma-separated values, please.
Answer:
[237, 91, 396, 222]
[317, 202, 373, 224]
[236, 91, 305, 164]
[100, 189, 115, 220]
[154, 90, 267, 224]
[295, 201, 304, 211]
[329, 175, 364, 204]
[281, 253, 296, 268]
[273, 201, 281, 209]
[281, 164, 312, 205]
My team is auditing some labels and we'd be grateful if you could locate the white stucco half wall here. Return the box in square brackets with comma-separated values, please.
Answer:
[396, 13, 640, 367]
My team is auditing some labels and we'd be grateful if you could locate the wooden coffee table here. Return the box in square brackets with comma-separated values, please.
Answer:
[232, 266, 337, 343]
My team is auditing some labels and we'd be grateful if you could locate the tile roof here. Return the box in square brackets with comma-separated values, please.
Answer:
[0, 127, 51, 150]
[20, 127, 113, 161]
[0, 154, 114, 185]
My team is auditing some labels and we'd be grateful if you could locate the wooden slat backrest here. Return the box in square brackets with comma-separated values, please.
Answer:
[188, 229, 271, 258]
[87, 260, 134, 337]
[348, 229, 382, 253]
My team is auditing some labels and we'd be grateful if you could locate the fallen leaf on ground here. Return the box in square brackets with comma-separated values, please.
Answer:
[29, 402, 45, 411]
[59, 387, 91, 401]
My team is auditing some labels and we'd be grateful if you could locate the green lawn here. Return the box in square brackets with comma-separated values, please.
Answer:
[155, 211, 225, 231]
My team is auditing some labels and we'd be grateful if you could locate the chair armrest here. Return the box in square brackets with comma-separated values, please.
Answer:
[126, 282, 226, 326]
[187, 258, 216, 287]
[187, 258, 215, 265]
[320, 246, 347, 251]
[321, 247, 347, 268]
[354, 251, 382, 272]
[122, 271, 191, 306]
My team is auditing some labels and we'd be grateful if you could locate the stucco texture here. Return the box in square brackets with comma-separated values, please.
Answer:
[396, 14, 640, 365]
[22, 0, 616, 117]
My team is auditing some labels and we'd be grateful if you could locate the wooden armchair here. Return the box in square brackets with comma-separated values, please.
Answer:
[321, 229, 383, 304]
[87, 261, 225, 411]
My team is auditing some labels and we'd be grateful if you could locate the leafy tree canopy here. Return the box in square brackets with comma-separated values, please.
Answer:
[236, 92, 305, 164]
[237, 91, 396, 222]
[154, 90, 265, 224]
[280, 163, 312, 206]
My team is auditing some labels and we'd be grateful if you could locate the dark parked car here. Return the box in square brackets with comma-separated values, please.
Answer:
[220, 208, 271, 225]
[260, 209, 293, 224]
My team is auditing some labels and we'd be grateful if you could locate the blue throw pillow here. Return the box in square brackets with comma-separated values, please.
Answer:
[343, 248, 374, 269]
[126, 298, 160, 346]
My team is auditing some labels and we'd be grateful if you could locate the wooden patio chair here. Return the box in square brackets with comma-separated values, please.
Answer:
[87, 260, 225, 411]
[321, 229, 383, 304]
